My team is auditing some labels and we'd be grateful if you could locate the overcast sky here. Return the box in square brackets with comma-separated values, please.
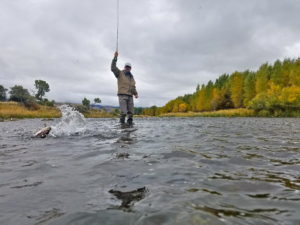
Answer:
[1, 0, 300, 107]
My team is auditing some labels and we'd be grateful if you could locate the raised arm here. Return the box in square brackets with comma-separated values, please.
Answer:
[111, 52, 120, 78]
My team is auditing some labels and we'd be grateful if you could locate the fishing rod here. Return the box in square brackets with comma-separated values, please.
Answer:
[116, 0, 119, 52]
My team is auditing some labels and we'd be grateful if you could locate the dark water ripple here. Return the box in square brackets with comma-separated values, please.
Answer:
[0, 117, 300, 225]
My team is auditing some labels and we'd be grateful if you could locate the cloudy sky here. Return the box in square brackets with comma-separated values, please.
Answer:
[1, 0, 300, 107]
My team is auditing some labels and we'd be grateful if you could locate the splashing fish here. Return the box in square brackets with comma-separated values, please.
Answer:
[34, 126, 51, 138]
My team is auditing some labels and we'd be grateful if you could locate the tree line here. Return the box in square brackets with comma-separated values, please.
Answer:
[143, 58, 300, 116]
[0, 80, 54, 109]
[1, 82, 105, 116]
[75, 97, 102, 113]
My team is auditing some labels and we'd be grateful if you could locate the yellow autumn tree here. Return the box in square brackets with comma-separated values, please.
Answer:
[256, 63, 270, 94]
[178, 103, 188, 112]
[230, 72, 244, 108]
[279, 86, 300, 106]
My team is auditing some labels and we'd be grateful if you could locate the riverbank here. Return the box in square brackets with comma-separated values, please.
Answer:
[159, 108, 256, 117]
[0, 102, 116, 120]
[0, 102, 61, 120]
[2, 102, 299, 120]
[160, 108, 300, 117]
[83, 109, 116, 118]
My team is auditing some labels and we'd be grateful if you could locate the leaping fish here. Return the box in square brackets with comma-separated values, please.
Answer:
[34, 126, 51, 138]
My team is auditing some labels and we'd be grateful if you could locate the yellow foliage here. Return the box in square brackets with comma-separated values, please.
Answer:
[211, 88, 221, 110]
[178, 103, 188, 112]
[279, 86, 300, 104]
[267, 82, 281, 95]
[289, 68, 300, 86]
[230, 72, 244, 108]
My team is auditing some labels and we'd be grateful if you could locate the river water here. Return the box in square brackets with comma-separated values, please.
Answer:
[0, 106, 300, 225]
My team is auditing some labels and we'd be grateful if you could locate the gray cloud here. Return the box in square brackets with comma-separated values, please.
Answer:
[1, 0, 300, 107]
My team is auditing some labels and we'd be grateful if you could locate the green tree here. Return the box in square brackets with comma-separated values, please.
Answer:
[281, 59, 292, 87]
[9, 85, 31, 103]
[270, 60, 283, 86]
[195, 85, 206, 111]
[134, 107, 143, 115]
[82, 97, 90, 109]
[203, 81, 214, 111]
[35, 80, 50, 100]
[0, 85, 7, 101]
[243, 71, 256, 107]
[150, 106, 159, 115]
[214, 74, 230, 89]
[94, 98, 101, 104]
[269, 59, 291, 87]
[289, 59, 300, 86]
[213, 74, 232, 109]
[255, 63, 270, 94]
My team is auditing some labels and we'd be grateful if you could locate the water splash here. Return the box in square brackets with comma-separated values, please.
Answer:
[51, 105, 86, 136]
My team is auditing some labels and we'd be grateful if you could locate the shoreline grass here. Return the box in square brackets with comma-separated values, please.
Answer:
[83, 109, 117, 118]
[1, 102, 299, 120]
[0, 102, 117, 120]
[0, 102, 61, 120]
[159, 108, 300, 117]
[159, 108, 256, 117]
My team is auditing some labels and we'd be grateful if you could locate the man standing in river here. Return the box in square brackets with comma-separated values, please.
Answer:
[111, 52, 138, 126]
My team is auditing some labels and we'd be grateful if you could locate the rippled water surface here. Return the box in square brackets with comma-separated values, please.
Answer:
[0, 115, 300, 225]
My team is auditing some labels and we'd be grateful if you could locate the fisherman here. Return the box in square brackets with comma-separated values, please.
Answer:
[111, 51, 138, 126]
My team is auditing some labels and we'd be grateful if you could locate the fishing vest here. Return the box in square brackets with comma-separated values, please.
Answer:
[117, 70, 136, 96]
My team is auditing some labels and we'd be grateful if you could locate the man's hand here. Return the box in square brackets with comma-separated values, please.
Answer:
[134, 94, 139, 99]
[114, 51, 118, 58]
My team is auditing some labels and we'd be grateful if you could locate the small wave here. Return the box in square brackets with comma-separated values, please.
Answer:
[50, 105, 87, 137]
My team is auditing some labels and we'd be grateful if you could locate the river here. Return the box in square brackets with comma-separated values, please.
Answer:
[0, 106, 300, 225]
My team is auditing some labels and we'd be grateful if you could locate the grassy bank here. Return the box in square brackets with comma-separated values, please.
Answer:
[0, 102, 61, 119]
[0, 102, 117, 120]
[83, 109, 116, 118]
[2, 102, 298, 120]
[159, 108, 300, 117]
[159, 108, 256, 117]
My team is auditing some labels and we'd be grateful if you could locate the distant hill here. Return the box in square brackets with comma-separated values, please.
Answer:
[56, 102, 119, 112]
[90, 104, 119, 112]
